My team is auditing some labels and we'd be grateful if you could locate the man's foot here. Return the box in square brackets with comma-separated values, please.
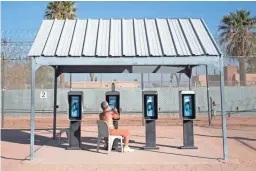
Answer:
[123, 146, 134, 152]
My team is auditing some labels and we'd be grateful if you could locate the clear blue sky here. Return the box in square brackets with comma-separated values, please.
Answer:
[1, 1, 255, 82]
[2, 1, 256, 36]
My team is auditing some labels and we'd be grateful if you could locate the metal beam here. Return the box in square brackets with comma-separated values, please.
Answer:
[219, 55, 228, 160]
[35, 56, 220, 67]
[51, 65, 183, 74]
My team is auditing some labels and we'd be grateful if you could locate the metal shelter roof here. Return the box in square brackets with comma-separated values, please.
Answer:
[28, 18, 220, 57]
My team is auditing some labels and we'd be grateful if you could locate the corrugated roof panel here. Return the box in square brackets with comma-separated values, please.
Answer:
[28, 18, 220, 57]
[83, 19, 98, 56]
[109, 19, 122, 56]
[168, 19, 191, 56]
[122, 19, 136, 56]
[43, 20, 65, 56]
[145, 19, 163, 56]
[179, 19, 204, 56]
[96, 19, 110, 56]
[69, 20, 87, 56]
[156, 19, 176, 56]
[190, 19, 218, 55]
[134, 19, 149, 56]
[28, 20, 54, 57]
[56, 20, 76, 56]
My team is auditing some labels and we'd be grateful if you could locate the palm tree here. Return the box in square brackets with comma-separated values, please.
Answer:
[44, 1, 77, 19]
[44, 1, 77, 87]
[219, 9, 256, 86]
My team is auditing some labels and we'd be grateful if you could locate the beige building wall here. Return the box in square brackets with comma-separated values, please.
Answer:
[192, 65, 256, 87]
[65, 81, 140, 88]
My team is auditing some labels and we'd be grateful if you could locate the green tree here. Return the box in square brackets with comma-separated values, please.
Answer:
[247, 17, 256, 73]
[44, 1, 77, 87]
[44, 1, 77, 19]
[219, 9, 256, 86]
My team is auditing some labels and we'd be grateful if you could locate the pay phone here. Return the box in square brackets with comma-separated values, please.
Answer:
[179, 90, 197, 149]
[66, 91, 84, 150]
[142, 91, 159, 150]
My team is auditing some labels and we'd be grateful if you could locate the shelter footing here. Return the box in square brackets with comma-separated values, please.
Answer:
[179, 146, 198, 149]
[141, 146, 159, 150]
[65, 147, 85, 150]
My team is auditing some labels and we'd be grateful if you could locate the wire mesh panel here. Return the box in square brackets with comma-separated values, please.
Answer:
[1, 29, 256, 118]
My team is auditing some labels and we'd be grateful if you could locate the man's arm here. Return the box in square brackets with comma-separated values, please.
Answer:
[111, 108, 120, 119]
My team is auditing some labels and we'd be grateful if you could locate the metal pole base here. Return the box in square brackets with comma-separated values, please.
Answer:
[68, 121, 82, 150]
[141, 120, 159, 150]
[181, 120, 198, 150]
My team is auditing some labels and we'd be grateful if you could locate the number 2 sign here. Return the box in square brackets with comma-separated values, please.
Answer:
[40, 91, 47, 98]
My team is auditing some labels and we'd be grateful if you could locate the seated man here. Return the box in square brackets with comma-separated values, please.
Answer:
[99, 101, 134, 152]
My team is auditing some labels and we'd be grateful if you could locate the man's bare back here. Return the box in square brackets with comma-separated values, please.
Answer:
[99, 111, 115, 129]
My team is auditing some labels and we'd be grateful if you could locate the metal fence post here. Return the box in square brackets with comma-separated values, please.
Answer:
[1, 58, 5, 128]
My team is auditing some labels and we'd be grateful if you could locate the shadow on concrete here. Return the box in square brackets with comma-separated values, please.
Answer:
[1, 129, 51, 145]
[195, 133, 256, 151]
[147, 150, 221, 160]
[195, 134, 256, 142]
[1, 156, 29, 161]
[2, 129, 219, 161]
[197, 125, 256, 132]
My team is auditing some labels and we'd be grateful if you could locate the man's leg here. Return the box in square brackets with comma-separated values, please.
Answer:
[110, 129, 133, 152]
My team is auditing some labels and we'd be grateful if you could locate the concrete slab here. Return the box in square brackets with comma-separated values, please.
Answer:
[23, 126, 223, 165]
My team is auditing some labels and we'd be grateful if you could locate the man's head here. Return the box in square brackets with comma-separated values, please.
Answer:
[101, 101, 109, 111]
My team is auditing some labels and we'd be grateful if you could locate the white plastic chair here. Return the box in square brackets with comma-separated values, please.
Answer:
[96, 120, 123, 154]
[58, 128, 69, 143]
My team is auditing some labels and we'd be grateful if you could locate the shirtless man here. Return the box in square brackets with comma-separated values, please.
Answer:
[99, 101, 134, 152]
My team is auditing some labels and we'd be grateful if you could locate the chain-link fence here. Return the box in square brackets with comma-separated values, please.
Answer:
[1, 30, 256, 118]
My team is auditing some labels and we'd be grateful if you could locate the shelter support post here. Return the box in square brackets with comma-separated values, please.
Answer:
[141, 73, 144, 126]
[30, 58, 37, 161]
[219, 56, 228, 160]
[206, 65, 211, 126]
[53, 67, 59, 140]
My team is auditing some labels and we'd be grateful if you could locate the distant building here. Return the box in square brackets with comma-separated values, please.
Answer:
[65, 81, 140, 88]
[192, 65, 256, 87]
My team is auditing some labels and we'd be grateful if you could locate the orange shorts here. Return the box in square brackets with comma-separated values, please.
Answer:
[110, 129, 129, 137]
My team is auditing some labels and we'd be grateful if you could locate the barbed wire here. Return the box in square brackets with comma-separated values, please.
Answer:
[0, 29, 255, 60]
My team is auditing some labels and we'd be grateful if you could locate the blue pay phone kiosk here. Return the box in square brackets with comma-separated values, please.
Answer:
[66, 91, 84, 150]
[142, 91, 159, 150]
[106, 91, 120, 121]
[179, 90, 198, 149]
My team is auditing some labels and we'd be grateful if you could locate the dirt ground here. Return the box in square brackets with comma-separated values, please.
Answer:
[1, 115, 256, 171]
